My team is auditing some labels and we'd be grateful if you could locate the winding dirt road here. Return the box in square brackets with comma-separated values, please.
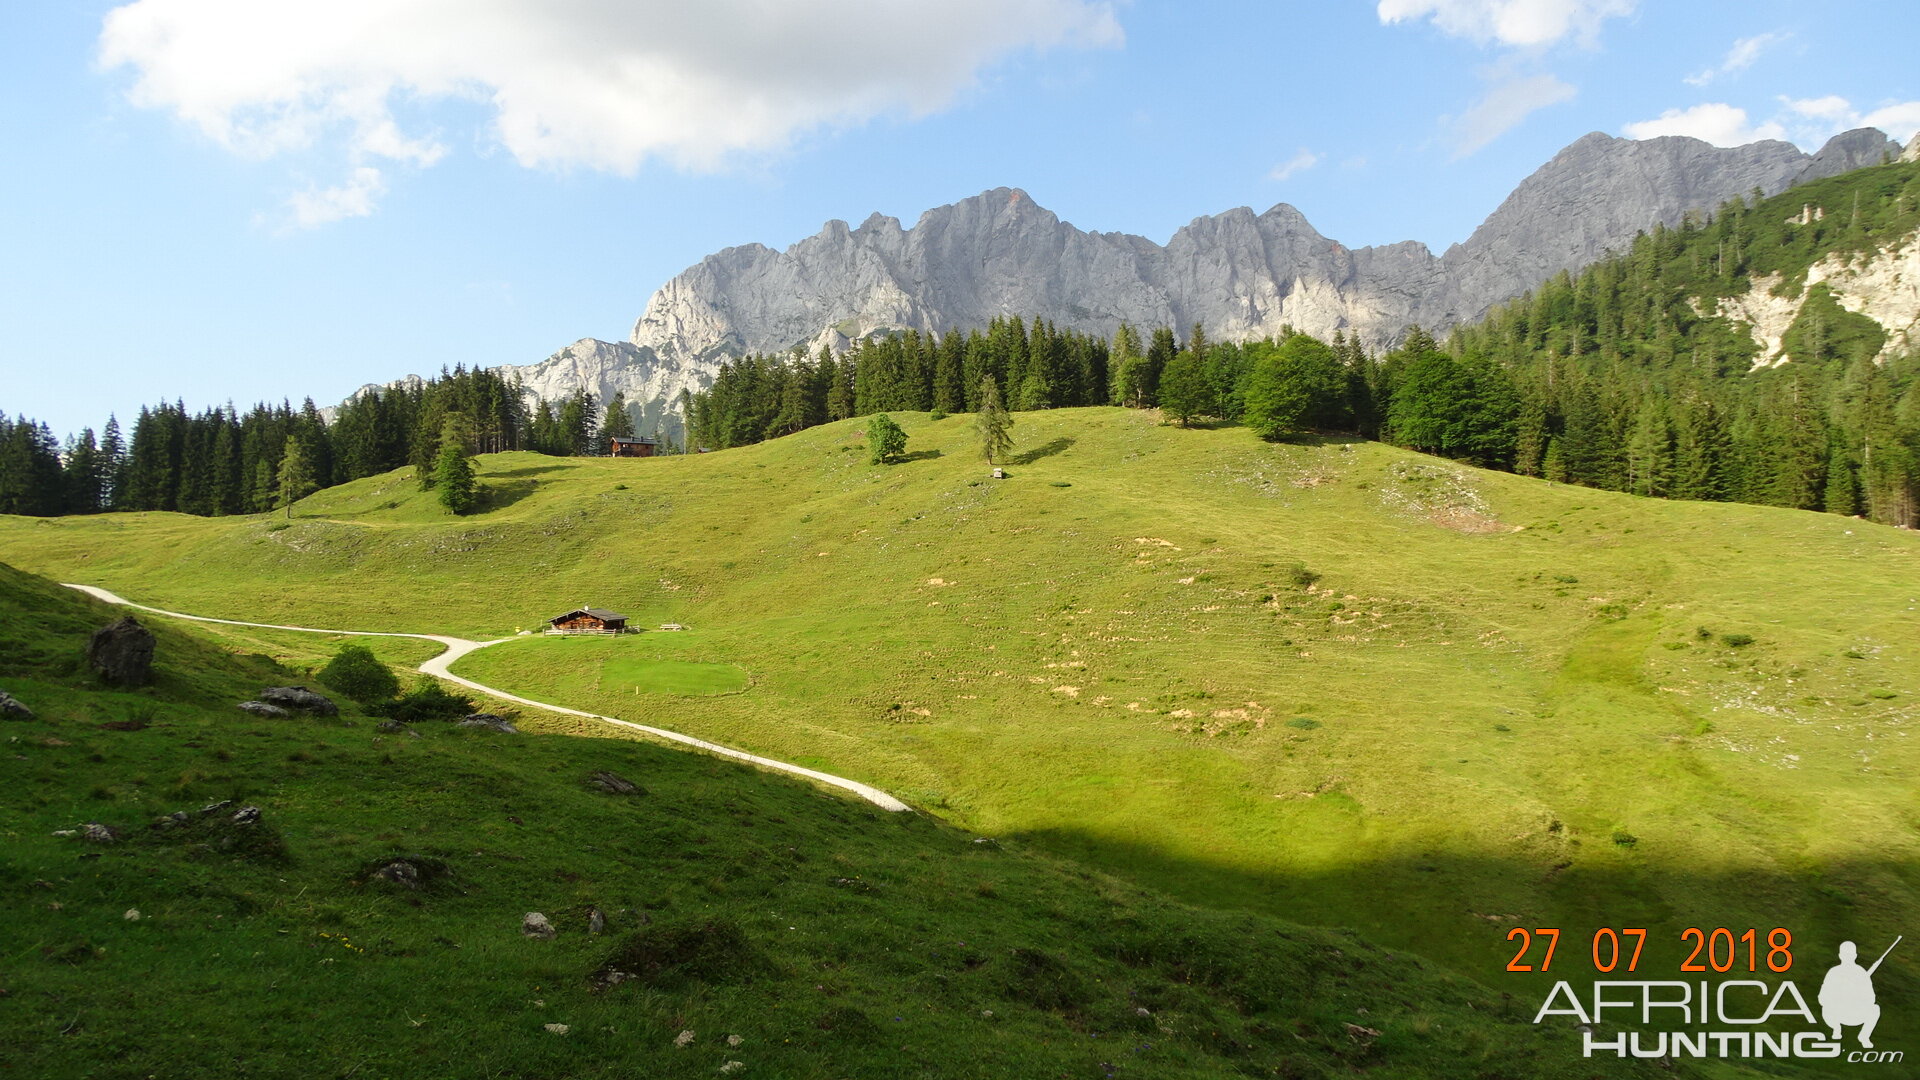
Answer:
[63, 583, 911, 812]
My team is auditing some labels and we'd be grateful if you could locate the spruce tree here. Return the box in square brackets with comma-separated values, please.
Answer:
[601, 391, 637, 450]
[275, 438, 318, 519]
[975, 378, 1014, 464]
[435, 440, 478, 514]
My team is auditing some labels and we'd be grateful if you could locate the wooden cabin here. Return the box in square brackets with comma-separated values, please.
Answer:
[609, 437, 657, 458]
[547, 607, 630, 634]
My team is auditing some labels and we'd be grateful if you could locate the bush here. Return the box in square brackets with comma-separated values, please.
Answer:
[1284, 563, 1321, 589]
[866, 414, 908, 464]
[378, 679, 476, 723]
[928, 410, 948, 421]
[317, 644, 401, 704]
[1720, 633, 1755, 648]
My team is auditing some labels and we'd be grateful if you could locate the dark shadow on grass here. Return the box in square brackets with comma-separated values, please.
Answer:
[1007, 825, 1920, 1011]
[898, 449, 943, 462]
[476, 480, 538, 512]
[1008, 437, 1074, 465]
[489, 464, 573, 478]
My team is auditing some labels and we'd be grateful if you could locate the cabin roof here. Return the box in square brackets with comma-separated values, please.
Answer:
[609, 436, 656, 444]
[549, 607, 628, 623]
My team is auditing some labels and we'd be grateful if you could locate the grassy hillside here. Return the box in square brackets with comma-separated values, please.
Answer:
[0, 559, 1651, 1079]
[4, 407, 1916, 1024]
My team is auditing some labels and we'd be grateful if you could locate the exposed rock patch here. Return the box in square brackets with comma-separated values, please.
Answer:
[586, 769, 645, 796]
[259, 686, 339, 716]
[87, 616, 155, 687]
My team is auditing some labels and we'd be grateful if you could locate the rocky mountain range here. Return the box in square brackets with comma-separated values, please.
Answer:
[378, 128, 1911, 438]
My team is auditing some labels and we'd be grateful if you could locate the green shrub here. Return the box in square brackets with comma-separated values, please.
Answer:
[1284, 563, 1321, 589]
[928, 410, 948, 421]
[1720, 633, 1755, 648]
[317, 644, 401, 704]
[378, 679, 476, 723]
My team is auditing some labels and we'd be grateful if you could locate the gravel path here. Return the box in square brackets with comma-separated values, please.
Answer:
[62, 583, 910, 812]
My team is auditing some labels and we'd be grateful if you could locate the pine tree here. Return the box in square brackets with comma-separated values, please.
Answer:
[601, 391, 637, 450]
[434, 436, 479, 514]
[276, 438, 318, 519]
[975, 378, 1014, 464]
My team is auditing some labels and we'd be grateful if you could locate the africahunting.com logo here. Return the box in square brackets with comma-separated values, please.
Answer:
[1509, 927, 1904, 1064]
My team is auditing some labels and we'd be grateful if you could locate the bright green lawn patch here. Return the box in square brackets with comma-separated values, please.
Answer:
[461, 635, 749, 697]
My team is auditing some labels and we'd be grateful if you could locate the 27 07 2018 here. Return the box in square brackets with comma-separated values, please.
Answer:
[1505, 928, 1795, 973]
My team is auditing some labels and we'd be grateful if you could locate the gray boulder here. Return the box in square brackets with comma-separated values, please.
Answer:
[375, 719, 422, 738]
[237, 701, 291, 718]
[82, 822, 118, 843]
[0, 690, 33, 720]
[87, 616, 155, 687]
[522, 912, 556, 940]
[459, 714, 519, 734]
[259, 686, 338, 716]
[587, 769, 645, 796]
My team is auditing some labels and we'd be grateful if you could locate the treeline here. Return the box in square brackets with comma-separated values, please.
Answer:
[0, 364, 651, 517]
[688, 318, 1118, 450]
[1450, 161, 1920, 527]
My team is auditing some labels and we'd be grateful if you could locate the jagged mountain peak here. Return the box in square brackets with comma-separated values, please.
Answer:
[471, 127, 1906, 439]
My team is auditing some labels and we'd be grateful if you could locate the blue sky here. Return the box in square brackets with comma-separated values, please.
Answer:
[3, 0, 1916, 437]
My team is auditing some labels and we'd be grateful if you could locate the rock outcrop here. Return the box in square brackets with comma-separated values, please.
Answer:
[0, 690, 33, 719]
[87, 616, 155, 687]
[259, 686, 339, 716]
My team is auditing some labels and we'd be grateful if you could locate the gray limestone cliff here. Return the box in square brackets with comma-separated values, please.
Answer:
[377, 129, 1907, 438]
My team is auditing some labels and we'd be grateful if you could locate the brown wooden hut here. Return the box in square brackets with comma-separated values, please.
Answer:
[609, 437, 657, 458]
[547, 607, 630, 634]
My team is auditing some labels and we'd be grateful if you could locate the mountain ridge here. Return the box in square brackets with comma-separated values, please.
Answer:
[354, 128, 1904, 436]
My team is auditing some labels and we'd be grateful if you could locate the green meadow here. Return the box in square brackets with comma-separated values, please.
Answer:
[11, 560, 1632, 1079]
[4, 406, 1916, 1051]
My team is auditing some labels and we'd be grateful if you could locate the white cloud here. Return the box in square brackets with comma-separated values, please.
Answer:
[1684, 31, 1787, 87]
[1267, 149, 1322, 181]
[1621, 103, 1786, 147]
[1776, 95, 1920, 148]
[99, 0, 1123, 221]
[1860, 102, 1920, 145]
[286, 166, 386, 229]
[1451, 74, 1576, 156]
[1376, 0, 1634, 48]
[1784, 95, 1854, 121]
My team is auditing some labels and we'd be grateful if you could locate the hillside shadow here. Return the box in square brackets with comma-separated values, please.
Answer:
[1008, 437, 1074, 465]
[491, 464, 572, 478]
[1004, 824, 1920, 1010]
[899, 449, 944, 462]
[478, 480, 539, 511]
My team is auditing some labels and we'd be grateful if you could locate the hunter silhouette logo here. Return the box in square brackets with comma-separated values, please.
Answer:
[1822, 937, 1900, 1050]
[1530, 932, 1906, 1063]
